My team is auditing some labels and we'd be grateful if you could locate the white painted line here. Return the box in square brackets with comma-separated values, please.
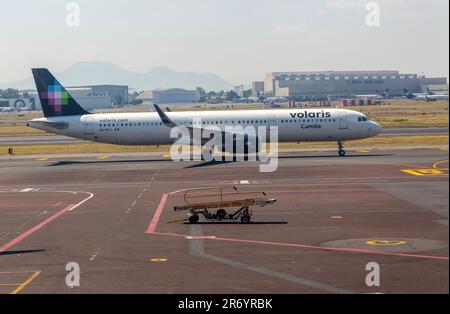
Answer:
[89, 251, 100, 261]
[19, 188, 34, 192]
[240, 180, 250, 184]
[68, 192, 94, 212]
[38, 211, 48, 217]
[186, 236, 216, 240]
[126, 208, 132, 214]
[168, 186, 220, 195]
[131, 200, 137, 207]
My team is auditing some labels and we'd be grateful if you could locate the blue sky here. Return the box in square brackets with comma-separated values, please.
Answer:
[1, 0, 449, 84]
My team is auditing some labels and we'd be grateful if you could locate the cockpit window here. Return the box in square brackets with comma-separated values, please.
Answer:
[358, 116, 368, 122]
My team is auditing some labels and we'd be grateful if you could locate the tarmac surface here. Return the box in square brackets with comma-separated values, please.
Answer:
[0, 148, 448, 293]
[0, 127, 447, 145]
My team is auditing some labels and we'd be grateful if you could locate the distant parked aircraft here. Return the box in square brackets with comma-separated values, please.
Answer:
[403, 88, 449, 101]
[354, 89, 390, 99]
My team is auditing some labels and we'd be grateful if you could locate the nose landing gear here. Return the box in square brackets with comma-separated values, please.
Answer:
[337, 141, 346, 157]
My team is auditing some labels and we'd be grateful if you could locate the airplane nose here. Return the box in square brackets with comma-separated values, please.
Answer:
[370, 121, 382, 135]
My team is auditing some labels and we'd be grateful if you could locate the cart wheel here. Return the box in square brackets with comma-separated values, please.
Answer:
[216, 209, 227, 220]
[189, 215, 199, 224]
[241, 215, 251, 224]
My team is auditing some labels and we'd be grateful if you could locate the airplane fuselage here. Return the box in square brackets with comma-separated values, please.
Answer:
[28, 108, 382, 146]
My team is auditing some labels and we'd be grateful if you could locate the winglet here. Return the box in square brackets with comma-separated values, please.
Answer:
[154, 104, 176, 127]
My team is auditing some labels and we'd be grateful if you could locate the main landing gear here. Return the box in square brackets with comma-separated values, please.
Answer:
[337, 141, 346, 157]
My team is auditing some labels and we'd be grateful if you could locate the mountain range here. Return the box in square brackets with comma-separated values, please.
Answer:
[0, 61, 234, 91]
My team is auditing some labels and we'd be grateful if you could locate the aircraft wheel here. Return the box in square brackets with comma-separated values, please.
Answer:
[241, 215, 251, 224]
[216, 209, 227, 220]
[189, 215, 199, 224]
[338, 149, 346, 157]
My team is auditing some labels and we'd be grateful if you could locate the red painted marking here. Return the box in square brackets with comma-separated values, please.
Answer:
[209, 236, 450, 261]
[0, 204, 74, 253]
[147, 193, 449, 261]
[152, 231, 189, 238]
[145, 194, 168, 234]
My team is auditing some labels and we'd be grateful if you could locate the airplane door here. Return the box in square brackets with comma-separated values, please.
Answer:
[267, 112, 278, 141]
[267, 112, 277, 128]
[84, 118, 94, 135]
[338, 112, 348, 129]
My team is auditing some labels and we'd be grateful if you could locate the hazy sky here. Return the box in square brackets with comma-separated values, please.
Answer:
[1, 0, 449, 84]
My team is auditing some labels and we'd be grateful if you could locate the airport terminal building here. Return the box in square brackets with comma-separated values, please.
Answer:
[136, 88, 200, 104]
[69, 85, 129, 105]
[30, 84, 128, 111]
[263, 71, 448, 99]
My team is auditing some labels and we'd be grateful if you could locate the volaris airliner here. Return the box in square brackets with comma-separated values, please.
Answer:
[28, 69, 382, 157]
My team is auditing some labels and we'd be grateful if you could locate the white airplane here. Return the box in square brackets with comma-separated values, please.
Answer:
[414, 94, 449, 101]
[27, 69, 382, 157]
[353, 94, 384, 99]
[403, 88, 449, 101]
[354, 89, 390, 99]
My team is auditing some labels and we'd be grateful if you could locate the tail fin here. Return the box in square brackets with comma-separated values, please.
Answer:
[256, 91, 266, 102]
[32, 68, 90, 117]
